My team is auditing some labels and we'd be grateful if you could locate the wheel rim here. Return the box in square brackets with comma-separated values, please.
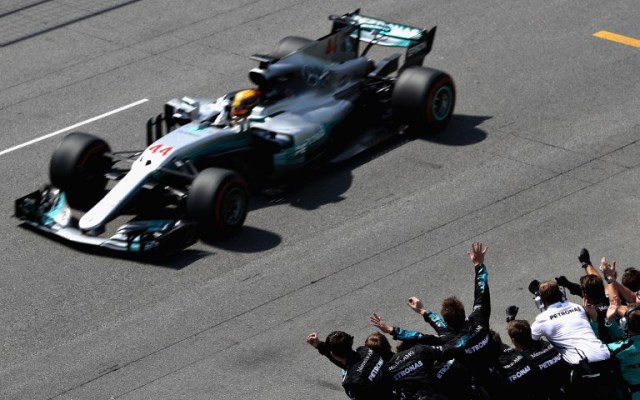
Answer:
[220, 185, 246, 226]
[431, 85, 453, 121]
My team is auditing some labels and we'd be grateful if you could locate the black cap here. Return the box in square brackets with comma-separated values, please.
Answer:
[528, 280, 540, 295]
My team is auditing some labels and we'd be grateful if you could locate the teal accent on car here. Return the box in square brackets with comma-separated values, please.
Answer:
[273, 134, 328, 167]
[186, 125, 211, 135]
[127, 220, 174, 251]
[351, 15, 422, 47]
[432, 86, 453, 121]
[41, 192, 67, 227]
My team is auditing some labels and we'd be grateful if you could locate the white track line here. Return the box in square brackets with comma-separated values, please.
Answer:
[0, 98, 149, 157]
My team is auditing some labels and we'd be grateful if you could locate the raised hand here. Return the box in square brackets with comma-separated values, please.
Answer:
[407, 296, 426, 315]
[369, 313, 394, 334]
[607, 296, 620, 323]
[600, 257, 618, 282]
[468, 242, 488, 266]
[306, 332, 320, 348]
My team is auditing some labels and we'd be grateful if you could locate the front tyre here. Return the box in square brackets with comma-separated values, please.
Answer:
[186, 168, 249, 239]
[49, 132, 111, 210]
[392, 67, 456, 133]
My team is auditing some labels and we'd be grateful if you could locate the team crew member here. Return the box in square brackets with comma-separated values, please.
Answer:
[307, 331, 393, 400]
[386, 340, 473, 400]
[530, 280, 614, 400]
[369, 312, 445, 347]
[622, 267, 640, 296]
[531, 281, 610, 364]
[387, 242, 499, 396]
[491, 331, 542, 400]
[507, 319, 569, 400]
[589, 297, 640, 399]
[365, 332, 395, 362]
[441, 243, 500, 394]
[608, 309, 640, 399]
[369, 314, 477, 399]
[580, 274, 616, 343]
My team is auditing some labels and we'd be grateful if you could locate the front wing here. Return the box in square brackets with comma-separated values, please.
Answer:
[15, 187, 198, 255]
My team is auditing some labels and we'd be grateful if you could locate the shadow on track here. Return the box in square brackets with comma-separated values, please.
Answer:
[421, 114, 490, 146]
[244, 113, 490, 213]
[201, 226, 282, 252]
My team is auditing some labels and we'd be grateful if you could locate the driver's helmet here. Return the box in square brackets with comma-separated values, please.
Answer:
[231, 89, 261, 118]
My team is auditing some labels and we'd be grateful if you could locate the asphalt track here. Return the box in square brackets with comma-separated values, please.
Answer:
[0, 0, 638, 399]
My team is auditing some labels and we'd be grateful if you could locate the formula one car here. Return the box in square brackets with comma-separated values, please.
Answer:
[15, 9, 456, 255]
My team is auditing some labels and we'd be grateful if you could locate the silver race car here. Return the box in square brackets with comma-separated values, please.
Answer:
[15, 9, 456, 255]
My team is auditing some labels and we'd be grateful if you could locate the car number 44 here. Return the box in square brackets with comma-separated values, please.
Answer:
[147, 144, 173, 157]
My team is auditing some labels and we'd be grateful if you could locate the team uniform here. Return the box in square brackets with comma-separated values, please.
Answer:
[531, 301, 614, 400]
[591, 297, 617, 344]
[441, 264, 500, 393]
[394, 264, 499, 396]
[431, 358, 477, 400]
[391, 328, 481, 399]
[531, 301, 610, 364]
[523, 339, 570, 399]
[316, 343, 392, 400]
[494, 344, 542, 400]
[555, 277, 616, 344]
[386, 343, 472, 400]
[607, 334, 640, 399]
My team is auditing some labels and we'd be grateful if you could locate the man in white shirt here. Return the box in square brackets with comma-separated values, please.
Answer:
[531, 280, 615, 400]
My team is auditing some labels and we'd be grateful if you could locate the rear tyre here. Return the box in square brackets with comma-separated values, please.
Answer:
[186, 168, 249, 239]
[49, 132, 111, 210]
[392, 67, 456, 133]
[271, 36, 312, 59]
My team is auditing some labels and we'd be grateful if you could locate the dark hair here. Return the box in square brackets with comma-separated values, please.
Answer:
[441, 296, 466, 331]
[580, 274, 605, 303]
[507, 320, 533, 346]
[325, 331, 354, 357]
[539, 280, 563, 306]
[628, 310, 640, 334]
[365, 332, 393, 361]
[622, 268, 640, 292]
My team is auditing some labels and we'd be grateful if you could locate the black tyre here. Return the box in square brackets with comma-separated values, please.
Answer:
[271, 36, 312, 59]
[186, 168, 249, 239]
[392, 67, 456, 133]
[49, 132, 111, 209]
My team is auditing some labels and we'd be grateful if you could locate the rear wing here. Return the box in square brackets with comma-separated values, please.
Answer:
[330, 9, 436, 68]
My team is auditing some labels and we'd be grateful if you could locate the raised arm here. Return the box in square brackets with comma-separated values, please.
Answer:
[579, 248, 601, 277]
[407, 296, 450, 335]
[369, 313, 441, 344]
[555, 275, 583, 297]
[468, 242, 491, 326]
[600, 257, 637, 304]
[306, 332, 345, 369]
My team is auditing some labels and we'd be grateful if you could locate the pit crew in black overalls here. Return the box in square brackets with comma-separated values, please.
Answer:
[507, 319, 570, 400]
[371, 242, 500, 398]
[386, 340, 471, 400]
[491, 330, 547, 399]
[421, 242, 500, 396]
[370, 313, 480, 400]
[307, 331, 394, 400]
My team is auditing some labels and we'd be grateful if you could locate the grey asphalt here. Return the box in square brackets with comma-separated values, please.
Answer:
[0, 0, 638, 399]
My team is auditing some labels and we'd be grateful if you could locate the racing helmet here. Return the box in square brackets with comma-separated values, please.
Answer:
[231, 89, 261, 118]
